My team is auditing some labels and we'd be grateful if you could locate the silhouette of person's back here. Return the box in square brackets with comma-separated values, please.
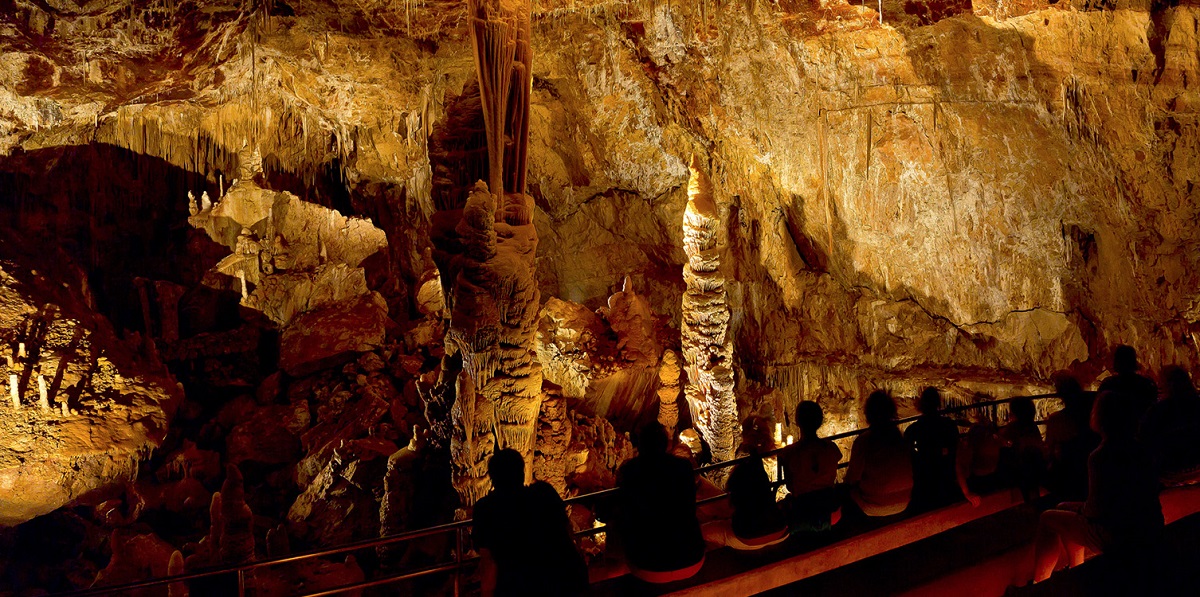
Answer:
[781, 401, 842, 530]
[474, 449, 587, 596]
[846, 391, 913, 517]
[616, 422, 705, 581]
[1045, 372, 1099, 501]
[1140, 365, 1200, 484]
[1098, 345, 1157, 419]
[905, 387, 963, 511]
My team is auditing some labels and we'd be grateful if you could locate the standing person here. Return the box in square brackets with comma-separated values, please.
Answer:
[1098, 345, 1158, 418]
[845, 391, 913, 518]
[1029, 391, 1163, 584]
[780, 401, 843, 531]
[474, 449, 588, 596]
[904, 387, 965, 511]
[615, 422, 705, 583]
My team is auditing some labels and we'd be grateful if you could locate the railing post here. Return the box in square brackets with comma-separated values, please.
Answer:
[237, 568, 246, 597]
[453, 526, 463, 597]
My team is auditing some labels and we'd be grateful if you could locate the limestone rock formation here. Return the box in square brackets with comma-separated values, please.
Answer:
[657, 349, 682, 436]
[0, 233, 180, 527]
[680, 156, 738, 470]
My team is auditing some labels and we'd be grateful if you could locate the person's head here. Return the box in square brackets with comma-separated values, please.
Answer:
[740, 415, 775, 455]
[635, 422, 669, 456]
[1162, 365, 1197, 402]
[917, 387, 942, 416]
[487, 448, 524, 491]
[864, 390, 898, 428]
[795, 400, 824, 437]
[1009, 396, 1036, 425]
[1091, 391, 1139, 439]
[1053, 371, 1083, 404]
[1113, 345, 1140, 375]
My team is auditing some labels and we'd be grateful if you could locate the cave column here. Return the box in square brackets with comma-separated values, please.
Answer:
[680, 156, 738, 476]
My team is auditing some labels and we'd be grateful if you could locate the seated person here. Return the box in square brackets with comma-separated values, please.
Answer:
[780, 401, 843, 531]
[1139, 365, 1200, 484]
[1097, 345, 1157, 419]
[1044, 372, 1099, 501]
[1029, 391, 1163, 584]
[845, 391, 913, 517]
[904, 387, 965, 511]
[474, 449, 588, 597]
[1000, 396, 1046, 504]
[703, 427, 788, 550]
[615, 423, 706, 583]
[957, 401, 1007, 499]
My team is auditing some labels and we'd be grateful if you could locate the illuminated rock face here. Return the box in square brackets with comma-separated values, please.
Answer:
[0, 234, 180, 527]
[680, 156, 738, 469]
[0, 0, 1198, 558]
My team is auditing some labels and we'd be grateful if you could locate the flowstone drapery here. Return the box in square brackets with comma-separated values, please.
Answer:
[440, 0, 542, 507]
[680, 156, 737, 475]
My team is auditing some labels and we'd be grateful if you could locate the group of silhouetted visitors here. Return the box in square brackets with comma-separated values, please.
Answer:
[467, 344, 1200, 592]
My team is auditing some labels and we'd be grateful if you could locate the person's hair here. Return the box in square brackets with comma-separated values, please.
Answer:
[635, 422, 669, 456]
[864, 390, 898, 428]
[1091, 391, 1139, 439]
[740, 415, 774, 455]
[918, 387, 942, 415]
[795, 401, 824, 436]
[487, 448, 525, 490]
[1009, 396, 1036, 425]
[1113, 344, 1139, 374]
[1162, 365, 1197, 402]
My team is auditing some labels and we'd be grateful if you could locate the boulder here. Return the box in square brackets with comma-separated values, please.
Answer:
[279, 293, 389, 377]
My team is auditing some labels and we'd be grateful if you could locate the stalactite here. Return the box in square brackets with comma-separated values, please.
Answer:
[680, 155, 737, 477]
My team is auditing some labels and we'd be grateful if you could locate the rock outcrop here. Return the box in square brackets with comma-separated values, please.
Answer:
[0, 233, 180, 527]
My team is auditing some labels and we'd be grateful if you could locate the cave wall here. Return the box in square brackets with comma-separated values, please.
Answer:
[2, 0, 1198, 435]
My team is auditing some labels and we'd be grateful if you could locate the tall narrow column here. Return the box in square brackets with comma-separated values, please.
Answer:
[680, 155, 737, 475]
[445, 0, 541, 507]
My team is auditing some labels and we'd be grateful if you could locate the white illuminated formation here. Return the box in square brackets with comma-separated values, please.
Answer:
[680, 155, 738, 478]
[8, 374, 18, 410]
[37, 375, 49, 412]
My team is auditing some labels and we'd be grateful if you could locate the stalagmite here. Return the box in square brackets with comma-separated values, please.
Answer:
[657, 349, 682, 436]
[200, 191, 211, 211]
[60, 400, 68, 417]
[18, 343, 25, 359]
[187, 191, 198, 216]
[238, 269, 248, 300]
[680, 155, 737, 475]
[441, 0, 542, 507]
[37, 375, 49, 411]
[9, 374, 18, 410]
[449, 369, 494, 507]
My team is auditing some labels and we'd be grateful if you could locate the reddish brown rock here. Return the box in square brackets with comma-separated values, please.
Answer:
[279, 293, 389, 377]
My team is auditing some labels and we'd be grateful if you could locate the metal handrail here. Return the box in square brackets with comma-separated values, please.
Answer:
[56, 392, 1061, 596]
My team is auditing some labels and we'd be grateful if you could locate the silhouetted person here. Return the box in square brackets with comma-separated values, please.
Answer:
[1139, 365, 1200, 485]
[1045, 372, 1100, 501]
[905, 387, 964, 511]
[1030, 391, 1163, 584]
[780, 401, 842, 531]
[845, 391, 913, 517]
[956, 400, 1005, 502]
[474, 449, 588, 596]
[1098, 345, 1157, 419]
[1000, 397, 1045, 504]
[703, 425, 788, 550]
[615, 422, 705, 582]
